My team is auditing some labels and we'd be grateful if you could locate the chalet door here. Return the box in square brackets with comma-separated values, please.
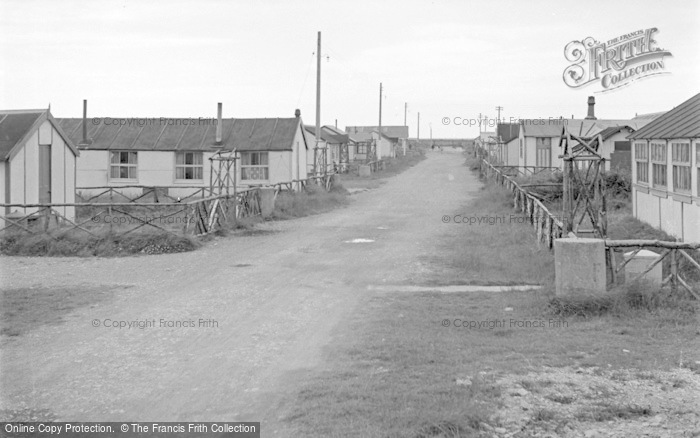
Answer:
[39, 145, 51, 203]
[536, 138, 551, 167]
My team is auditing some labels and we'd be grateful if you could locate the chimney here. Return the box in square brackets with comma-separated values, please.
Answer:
[215, 102, 223, 145]
[585, 96, 596, 120]
[294, 108, 301, 118]
[80, 99, 91, 146]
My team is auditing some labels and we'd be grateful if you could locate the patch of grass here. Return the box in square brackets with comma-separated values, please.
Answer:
[545, 394, 575, 404]
[0, 229, 199, 257]
[547, 281, 698, 321]
[342, 151, 426, 185]
[424, 183, 555, 286]
[272, 180, 349, 219]
[1, 286, 121, 339]
[575, 403, 653, 422]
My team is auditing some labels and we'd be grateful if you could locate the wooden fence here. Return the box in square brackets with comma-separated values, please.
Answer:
[480, 159, 564, 249]
[606, 240, 700, 299]
[1, 173, 338, 239]
[76, 185, 215, 203]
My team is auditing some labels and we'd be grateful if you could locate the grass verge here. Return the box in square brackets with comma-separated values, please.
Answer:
[272, 179, 350, 219]
[0, 230, 199, 257]
[281, 167, 699, 437]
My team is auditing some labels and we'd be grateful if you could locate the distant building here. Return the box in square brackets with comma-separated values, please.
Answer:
[1, 108, 79, 220]
[628, 93, 700, 242]
[519, 97, 660, 171]
[495, 123, 520, 166]
[345, 125, 408, 160]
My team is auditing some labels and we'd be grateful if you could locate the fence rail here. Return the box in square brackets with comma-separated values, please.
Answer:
[2, 173, 337, 239]
[76, 185, 215, 203]
[480, 159, 564, 249]
[606, 240, 700, 299]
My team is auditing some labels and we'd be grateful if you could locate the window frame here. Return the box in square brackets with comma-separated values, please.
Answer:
[671, 141, 691, 193]
[109, 151, 138, 181]
[634, 142, 649, 184]
[174, 151, 204, 181]
[650, 142, 667, 189]
[240, 151, 269, 181]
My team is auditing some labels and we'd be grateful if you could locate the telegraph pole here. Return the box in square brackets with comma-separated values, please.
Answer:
[417, 112, 420, 140]
[478, 113, 482, 134]
[314, 31, 321, 176]
[495, 106, 503, 123]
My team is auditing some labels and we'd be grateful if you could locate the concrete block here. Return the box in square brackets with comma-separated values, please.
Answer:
[554, 237, 606, 297]
[258, 188, 275, 218]
[623, 249, 662, 285]
[359, 165, 371, 177]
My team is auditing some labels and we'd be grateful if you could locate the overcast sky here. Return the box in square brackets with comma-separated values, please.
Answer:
[1, 0, 698, 138]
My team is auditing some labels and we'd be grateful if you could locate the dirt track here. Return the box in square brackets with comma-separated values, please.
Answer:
[0, 150, 479, 434]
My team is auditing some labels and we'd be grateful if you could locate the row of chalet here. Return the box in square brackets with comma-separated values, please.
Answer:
[481, 94, 700, 243]
[486, 98, 663, 172]
[1, 102, 410, 219]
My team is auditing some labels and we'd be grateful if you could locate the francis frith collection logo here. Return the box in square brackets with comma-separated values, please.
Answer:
[563, 27, 672, 93]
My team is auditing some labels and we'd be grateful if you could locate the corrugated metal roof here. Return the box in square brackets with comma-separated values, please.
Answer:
[0, 110, 45, 157]
[628, 93, 700, 139]
[56, 117, 302, 151]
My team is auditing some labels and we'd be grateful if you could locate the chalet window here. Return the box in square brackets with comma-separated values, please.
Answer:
[634, 142, 649, 184]
[697, 143, 700, 196]
[535, 137, 551, 167]
[650, 142, 667, 188]
[357, 143, 368, 155]
[175, 152, 203, 180]
[671, 142, 691, 193]
[110, 151, 137, 179]
[241, 152, 269, 181]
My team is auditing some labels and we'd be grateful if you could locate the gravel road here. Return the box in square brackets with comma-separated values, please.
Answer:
[0, 150, 479, 434]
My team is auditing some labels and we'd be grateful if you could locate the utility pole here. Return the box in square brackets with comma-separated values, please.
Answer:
[314, 31, 321, 176]
[377, 82, 382, 160]
[478, 113, 482, 134]
[495, 106, 503, 123]
[429, 123, 432, 140]
[417, 112, 420, 140]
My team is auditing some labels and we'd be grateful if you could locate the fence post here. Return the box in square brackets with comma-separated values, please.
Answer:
[670, 249, 678, 292]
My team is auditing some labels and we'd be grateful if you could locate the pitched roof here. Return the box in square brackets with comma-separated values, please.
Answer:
[56, 117, 304, 152]
[0, 109, 79, 159]
[522, 118, 650, 138]
[303, 125, 349, 144]
[345, 125, 409, 140]
[496, 123, 520, 143]
[628, 93, 700, 140]
[0, 110, 44, 158]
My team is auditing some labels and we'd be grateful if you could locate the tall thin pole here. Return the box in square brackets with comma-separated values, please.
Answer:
[375, 82, 382, 160]
[404, 102, 407, 127]
[313, 31, 322, 176]
[417, 112, 420, 140]
[495, 106, 503, 123]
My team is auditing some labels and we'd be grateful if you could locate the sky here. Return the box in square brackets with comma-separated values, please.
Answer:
[1, 0, 698, 139]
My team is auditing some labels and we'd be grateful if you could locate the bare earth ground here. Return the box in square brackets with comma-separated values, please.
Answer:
[2, 150, 698, 437]
[0, 150, 480, 433]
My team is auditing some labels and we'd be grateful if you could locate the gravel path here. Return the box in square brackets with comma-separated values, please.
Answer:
[0, 149, 479, 434]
